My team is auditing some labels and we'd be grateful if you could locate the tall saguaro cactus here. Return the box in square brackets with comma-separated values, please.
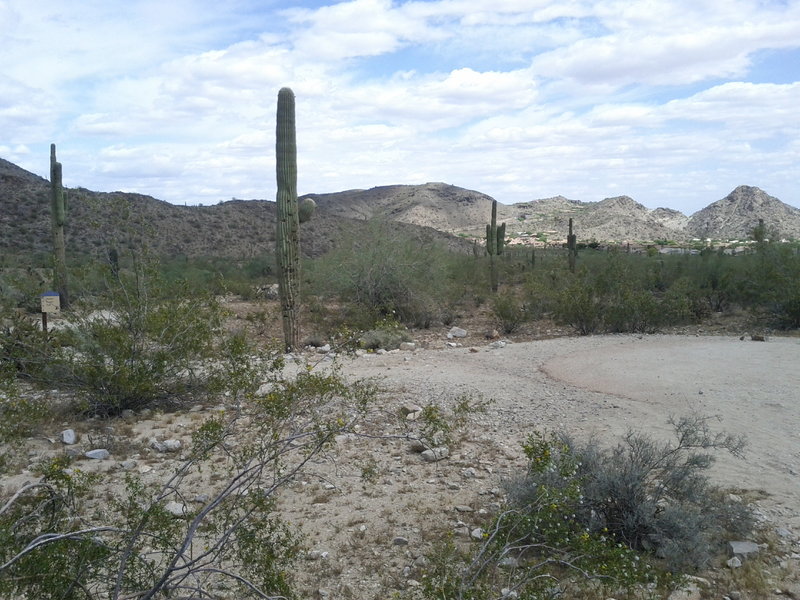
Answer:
[50, 143, 69, 309]
[567, 217, 577, 273]
[485, 199, 505, 292]
[275, 88, 300, 352]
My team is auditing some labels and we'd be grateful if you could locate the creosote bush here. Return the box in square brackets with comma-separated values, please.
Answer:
[418, 415, 751, 599]
[0, 335, 378, 599]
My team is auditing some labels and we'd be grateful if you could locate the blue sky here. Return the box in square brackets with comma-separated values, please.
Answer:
[1, 0, 798, 214]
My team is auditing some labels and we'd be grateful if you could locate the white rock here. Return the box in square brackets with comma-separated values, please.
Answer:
[447, 327, 467, 338]
[85, 449, 109, 460]
[162, 439, 182, 452]
[726, 556, 743, 569]
[61, 429, 77, 445]
[399, 342, 416, 351]
[470, 528, 484, 540]
[420, 447, 449, 462]
[165, 501, 187, 517]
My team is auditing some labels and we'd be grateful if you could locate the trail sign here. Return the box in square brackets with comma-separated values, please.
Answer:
[40, 291, 61, 313]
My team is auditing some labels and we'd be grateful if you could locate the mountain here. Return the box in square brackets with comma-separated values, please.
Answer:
[302, 182, 495, 233]
[686, 185, 800, 241]
[0, 163, 470, 263]
[2, 157, 799, 265]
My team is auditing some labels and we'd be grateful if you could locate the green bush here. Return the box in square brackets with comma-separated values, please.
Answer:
[0, 336, 377, 599]
[511, 416, 751, 572]
[308, 222, 460, 328]
[491, 290, 527, 333]
[419, 416, 751, 599]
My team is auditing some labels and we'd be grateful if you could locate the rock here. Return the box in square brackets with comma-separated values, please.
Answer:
[119, 459, 137, 470]
[485, 329, 500, 339]
[149, 438, 167, 452]
[461, 467, 478, 478]
[488, 340, 507, 349]
[420, 447, 449, 462]
[61, 429, 77, 445]
[728, 540, 760, 560]
[454, 505, 474, 513]
[85, 449, 109, 460]
[408, 439, 427, 452]
[726, 556, 742, 569]
[165, 501, 187, 517]
[316, 344, 331, 354]
[447, 327, 467, 339]
[470, 528, 484, 540]
[445, 342, 459, 348]
[667, 581, 703, 600]
[162, 439, 182, 452]
[776, 526, 793, 539]
[501, 588, 518, 599]
[399, 342, 416, 351]
[120, 409, 135, 419]
[392, 536, 409, 546]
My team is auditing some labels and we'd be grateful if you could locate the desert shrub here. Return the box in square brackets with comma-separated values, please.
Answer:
[51, 267, 224, 416]
[419, 416, 751, 599]
[358, 314, 411, 350]
[511, 416, 751, 572]
[743, 243, 800, 329]
[308, 222, 458, 328]
[491, 289, 527, 333]
[553, 279, 604, 334]
[0, 337, 377, 599]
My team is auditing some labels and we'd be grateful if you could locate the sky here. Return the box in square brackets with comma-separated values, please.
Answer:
[1, 0, 799, 215]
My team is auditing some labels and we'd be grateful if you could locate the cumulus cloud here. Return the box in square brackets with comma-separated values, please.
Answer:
[0, 0, 799, 212]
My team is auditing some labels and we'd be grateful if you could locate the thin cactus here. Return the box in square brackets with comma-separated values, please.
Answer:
[275, 88, 300, 352]
[50, 143, 69, 309]
[567, 218, 577, 273]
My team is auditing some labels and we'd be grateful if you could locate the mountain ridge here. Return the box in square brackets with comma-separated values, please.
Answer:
[1, 157, 798, 264]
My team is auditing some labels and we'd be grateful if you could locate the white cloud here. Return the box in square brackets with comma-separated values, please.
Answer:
[0, 0, 799, 214]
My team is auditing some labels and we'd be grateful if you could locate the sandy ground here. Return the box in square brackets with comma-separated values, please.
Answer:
[4, 332, 799, 598]
[334, 333, 800, 530]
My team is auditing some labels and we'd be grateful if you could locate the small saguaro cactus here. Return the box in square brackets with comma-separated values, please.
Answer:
[567, 218, 577, 273]
[275, 87, 301, 353]
[50, 143, 69, 309]
[485, 199, 505, 292]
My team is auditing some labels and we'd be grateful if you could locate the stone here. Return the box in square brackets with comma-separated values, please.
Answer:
[316, 344, 331, 354]
[399, 342, 416, 351]
[162, 439, 182, 452]
[149, 438, 167, 452]
[420, 447, 449, 462]
[447, 327, 467, 339]
[85, 449, 109, 460]
[454, 505, 474, 513]
[392, 536, 409, 546]
[61, 429, 77, 445]
[165, 501, 187, 517]
[120, 409, 135, 419]
[726, 556, 742, 569]
[728, 540, 760, 560]
[667, 581, 702, 600]
[470, 528, 484, 540]
[489, 340, 507, 349]
[120, 459, 137, 470]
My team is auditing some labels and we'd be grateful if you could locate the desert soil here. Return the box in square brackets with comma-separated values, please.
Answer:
[273, 331, 800, 598]
[3, 329, 799, 599]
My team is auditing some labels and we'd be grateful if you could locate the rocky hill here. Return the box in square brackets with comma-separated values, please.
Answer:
[0, 161, 468, 263]
[2, 157, 799, 266]
[686, 185, 800, 241]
